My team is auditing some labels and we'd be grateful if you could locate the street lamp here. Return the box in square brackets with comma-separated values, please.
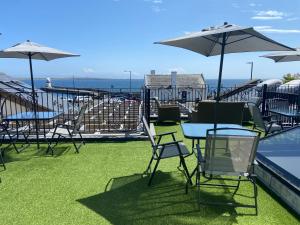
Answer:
[124, 70, 132, 93]
[246, 61, 254, 80]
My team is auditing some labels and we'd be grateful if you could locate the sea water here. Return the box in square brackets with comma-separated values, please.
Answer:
[22, 78, 248, 90]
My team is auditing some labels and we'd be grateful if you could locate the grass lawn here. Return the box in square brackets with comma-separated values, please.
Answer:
[0, 124, 299, 225]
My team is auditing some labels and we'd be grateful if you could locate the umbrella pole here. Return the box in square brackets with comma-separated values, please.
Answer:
[216, 32, 226, 102]
[28, 54, 40, 149]
[214, 32, 226, 129]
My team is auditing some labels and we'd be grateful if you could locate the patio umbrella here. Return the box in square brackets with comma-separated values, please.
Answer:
[154, 22, 294, 101]
[0, 40, 79, 148]
[260, 49, 300, 62]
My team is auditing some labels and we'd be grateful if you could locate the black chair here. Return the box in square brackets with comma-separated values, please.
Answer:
[47, 104, 87, 155]
[142, 116, 192, 186]
[248, 102, 283, 136]
[0, 97, 30, 154]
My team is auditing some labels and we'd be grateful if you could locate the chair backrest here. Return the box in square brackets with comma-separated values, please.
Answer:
[153, 97, 161, 108]
[248, 97, 262, 106]
[142, 116, 156, 148]
[73, 104, 88, 132]
[204, 128, 260, 176]
[248, 102, 266, 131]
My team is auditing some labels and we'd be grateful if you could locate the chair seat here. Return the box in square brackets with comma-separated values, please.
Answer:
[48, 127, 73, 136]
[156, 142, 190, 159]
[266, 123, 282, 133]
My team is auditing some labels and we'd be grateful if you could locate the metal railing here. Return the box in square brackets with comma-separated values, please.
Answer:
[1, 88, 145, 136]
[1, 83, 299, 139]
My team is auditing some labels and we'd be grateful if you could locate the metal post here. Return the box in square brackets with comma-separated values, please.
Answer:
[124, 70, 132, 94]
[262, 84, 267, 115]
[144, 87, 151, 125]
[216, 32, 226, 102]
[247, 62, 254, 80]
[29, 54, 40, 148]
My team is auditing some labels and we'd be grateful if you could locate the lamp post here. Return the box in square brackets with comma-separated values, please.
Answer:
[124, 70, 132, 93]
[246, 61, 254, 80]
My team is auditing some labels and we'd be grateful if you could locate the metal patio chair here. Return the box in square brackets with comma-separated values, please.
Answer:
[0, 97, 30, 154]
[142, 116, 192, 186]
[153, 97, 181, 123]
[248, 102, 283, 136]
[47, 104, 87, 155]
[188, 128, 260, 214]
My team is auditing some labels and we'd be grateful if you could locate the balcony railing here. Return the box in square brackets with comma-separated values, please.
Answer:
[1, 84, 299, 139]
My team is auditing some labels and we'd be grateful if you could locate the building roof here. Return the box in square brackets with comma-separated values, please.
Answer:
[145, 74, 205, 88]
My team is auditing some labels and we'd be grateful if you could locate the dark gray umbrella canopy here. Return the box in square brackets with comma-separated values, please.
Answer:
[0, 40, 79, 148]
[155, 23, 294, 101]
[261, 49, 300, 62]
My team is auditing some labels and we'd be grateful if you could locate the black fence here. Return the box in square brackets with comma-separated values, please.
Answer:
[0, 88, 144, 135]
[1, 84, 299, 138]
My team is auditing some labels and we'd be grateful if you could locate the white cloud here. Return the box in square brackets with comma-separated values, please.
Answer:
[252, 10, 286, 20]
[255, 26, 300, 33]
[249, 3, 256, 7]
[83, 68, 96, 73]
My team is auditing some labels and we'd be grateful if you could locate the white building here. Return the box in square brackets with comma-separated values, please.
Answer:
[145, 71, 207, 102]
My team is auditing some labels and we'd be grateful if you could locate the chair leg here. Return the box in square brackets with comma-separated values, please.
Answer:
[0, 149, 6, 170]
[145, 155, 154, 174]
[197, 169, 201, 205]
[6, 130, 19, 153]
[179, 155, 192, 185]
[148, 158, 161, 186]
[78, 132, 85, 145]
[233, 176, 241, 195]
[252, 177, 258, 215]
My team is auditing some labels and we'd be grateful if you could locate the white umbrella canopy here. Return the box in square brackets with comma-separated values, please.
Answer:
[155, 22, 294, 100]
[0, 40, 79, 148]
[0, 40, 79, 60]
[260, 49, 300, 62]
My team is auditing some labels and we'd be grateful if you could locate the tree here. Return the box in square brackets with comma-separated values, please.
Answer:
[283, 73, 300, 83]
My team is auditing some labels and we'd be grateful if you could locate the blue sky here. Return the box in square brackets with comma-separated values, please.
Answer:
[0, 0, 299, 80]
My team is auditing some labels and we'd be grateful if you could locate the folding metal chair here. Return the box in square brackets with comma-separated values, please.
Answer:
[47, 104, 87, 155]
[0, 98, 30, 154]
[187, 128, 260, 214]
[248, 102, 283, 136]
[142, 116, 192, 186]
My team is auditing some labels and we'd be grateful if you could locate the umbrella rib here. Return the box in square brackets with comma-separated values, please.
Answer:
[202, 36, 223, 45]
[207, 37, 220, 56]
[236, 30, 294, 50]
[275, 55, 286, 62]
[225, 35, 253, 46]
[38, 53, 50, 61]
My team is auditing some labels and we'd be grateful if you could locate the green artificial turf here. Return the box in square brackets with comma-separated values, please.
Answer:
[0, 124, 299, 225]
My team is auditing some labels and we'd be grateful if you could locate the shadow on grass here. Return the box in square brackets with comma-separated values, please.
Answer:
[77, 172, 242, 225]
[2, 144, 73, 163]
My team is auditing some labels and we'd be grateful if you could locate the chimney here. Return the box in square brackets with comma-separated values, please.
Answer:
[171, 71, 177, 87]
[150, 70, 155, 75]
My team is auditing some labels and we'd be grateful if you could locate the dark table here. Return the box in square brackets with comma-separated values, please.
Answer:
[5, 111, 61, 121]
[4, 111, 61, 148]
[269, 109, 300, 125]
[181, 123, 248, 147]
